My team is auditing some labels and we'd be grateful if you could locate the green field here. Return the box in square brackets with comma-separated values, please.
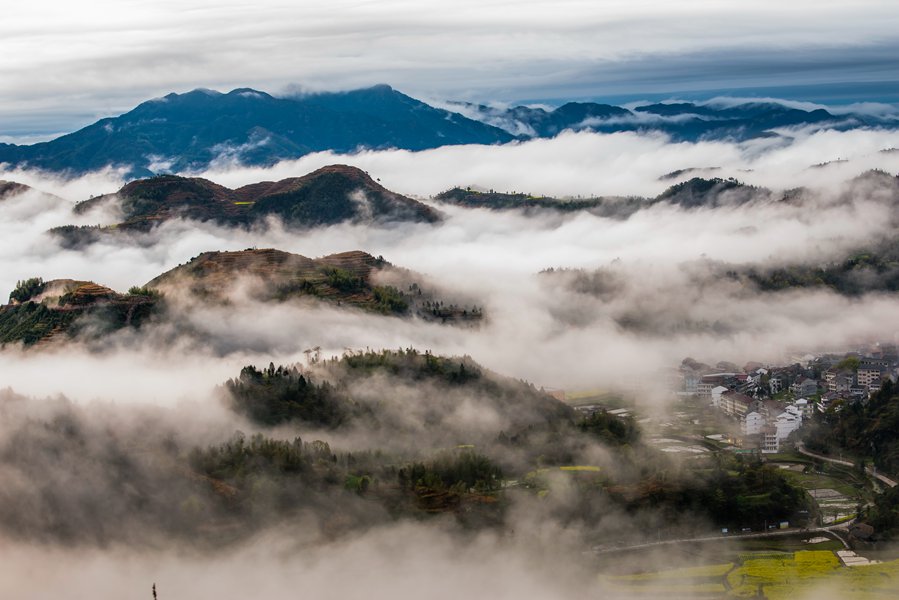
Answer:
[600, 550, 899, 599]
[781, 470, 860, 498]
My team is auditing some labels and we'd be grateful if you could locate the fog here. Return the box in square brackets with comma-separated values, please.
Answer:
[0, 523, 597, 600]
[2, 128, 899, 399]
[4, 0, 899, 139]
[2, 127, 899, 596]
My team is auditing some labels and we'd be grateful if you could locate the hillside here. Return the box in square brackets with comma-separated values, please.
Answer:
[0, 278, 159, 346]
[652, 177, 771, 208]
[225, 349, 576, 437]
[0, 349, 811, 544]
[147, 248, 483, 323]
[0, 180, 32, 200]
[0, 248, 482, 346]
[434, 187, 645, 219]
[55, 165, 440, 244]
[435, 177, 768, 216]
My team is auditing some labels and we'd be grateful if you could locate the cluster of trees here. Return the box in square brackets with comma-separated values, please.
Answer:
[371, 285, 409, 314]
[739, 244, 899, 296]
[271, 268, 410, 316]
[697, 459, 808, 529]
[604, 457, 809, 530]
[190, 433, 317, 480]
[0, 301, 76, 345]
[397, 450, 503, 493]
[805, 380, 899, 474]
[323, 267, 366, 293]
[863, 484, 899, 539]
[335, 347, 482, 385]
[8, 277, 45, 303]
[127, 285, 162, 298]
[578, 410, 640, 446]
[225, 364, 354, 427]
[435, 186, 611, 213]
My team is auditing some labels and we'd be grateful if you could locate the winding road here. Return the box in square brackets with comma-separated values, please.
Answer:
[796, 442, 898, 489]
[592, 524, 849, 555]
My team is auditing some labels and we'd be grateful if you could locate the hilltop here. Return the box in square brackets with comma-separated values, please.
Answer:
[0, 248, 481, 346]
[148, 248, 482, 322]
[0, 180, 32, 200]
[435, 176, 769, 216]
[0, 278, 159, 346]
[53, 164, 440, 245]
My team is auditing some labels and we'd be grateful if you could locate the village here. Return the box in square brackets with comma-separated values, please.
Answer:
[678, 343, 899, 454]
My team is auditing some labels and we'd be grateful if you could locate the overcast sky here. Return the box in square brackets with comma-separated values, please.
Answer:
[2, 0, 899, 141]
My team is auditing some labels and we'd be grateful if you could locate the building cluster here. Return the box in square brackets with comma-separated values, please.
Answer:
[677, 344, 899, 453]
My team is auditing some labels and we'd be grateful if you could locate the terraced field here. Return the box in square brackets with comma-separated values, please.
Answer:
[600, 550, 899, 598]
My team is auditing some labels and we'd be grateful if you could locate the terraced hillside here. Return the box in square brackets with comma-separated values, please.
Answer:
[147, 248, 483, 323]
[0, 278, 158, 346]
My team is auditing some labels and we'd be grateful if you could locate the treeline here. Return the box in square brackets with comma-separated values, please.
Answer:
[337, 347, 482, 385]
[9, 277, 46, 303]
[804, 380, 899, 475]
[737, 242, 899, 296]
[578, 410, 640, 446]
[602, 457, 809, 530]
[398, 450, 503, 493]
[188, 432, 504, 522]
[225, 363, 357, 428]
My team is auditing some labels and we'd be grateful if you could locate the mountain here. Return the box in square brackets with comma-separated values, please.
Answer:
[0, 85, 514, 177]
[458, 99, 878, 142]
[0, 181, 32, 200]
[484, 102, 630, 137]
[3, 85, 892, 178]
[0, 248, 482, 346]
[147, 248, 482, 323]
[651, 177, 770, 208]
[55, 165, 440, 245]
[435, 177, 769, 216]
[0, 278, 158, 346]
[225, 349, 574, 437]
[434, 187, 646, 219]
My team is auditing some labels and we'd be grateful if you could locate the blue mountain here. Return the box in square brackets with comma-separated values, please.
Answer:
[0, 85, 514, 177]
[0, 84, 892, 179]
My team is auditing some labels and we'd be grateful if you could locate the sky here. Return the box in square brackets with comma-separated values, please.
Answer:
[2, 0, 899, 142]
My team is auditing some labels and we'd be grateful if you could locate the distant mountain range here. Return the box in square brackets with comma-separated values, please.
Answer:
[1, 84, 894, 178]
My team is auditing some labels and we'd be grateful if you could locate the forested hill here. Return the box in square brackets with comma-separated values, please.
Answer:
[0, 246, 485, 347]
[147, 248, 483, 323]
[54, 165, 439, 247]
[224, 348, 576, 441]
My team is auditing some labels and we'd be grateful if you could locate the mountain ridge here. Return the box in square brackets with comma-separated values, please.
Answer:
[1, 85, 893, 179]
[54, 164, 440, 245]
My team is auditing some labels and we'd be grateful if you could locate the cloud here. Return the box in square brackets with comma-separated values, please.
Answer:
[1, 1, 899, 139]
[3, 125, 899, 597]
[194, 127, 899, 199]
[2, 128, 899, 403]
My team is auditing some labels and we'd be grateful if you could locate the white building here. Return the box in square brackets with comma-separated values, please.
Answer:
[742, 411, 765, 435]
[762, 427, 780, 453]
[774, 409, 802, 443]
[793, 398, 813, 419]
[711, 386, 729, 408]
